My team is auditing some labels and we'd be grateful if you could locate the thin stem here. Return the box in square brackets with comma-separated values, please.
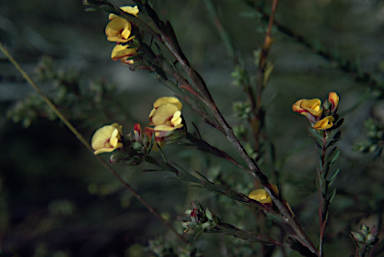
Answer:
[203, 0, 236, 61]
[202, 0, 260, 148]
[317, 132, 330, 257]
[254, 0, 279, 152]
[0, 42, 188, 244]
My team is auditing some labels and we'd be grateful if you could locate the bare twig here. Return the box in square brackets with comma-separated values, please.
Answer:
[0, 42, 188, 244]
[254, 0, 279, 153]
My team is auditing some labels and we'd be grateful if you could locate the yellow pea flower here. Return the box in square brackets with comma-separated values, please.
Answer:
[91, 123, 123, 155]
[150, 104, 183, 131]
[292, 98, 323, 118]
[105, 17, 135, 43]
[313, 116, 335, 130]
[149, 97, 183, 132]
[248, 184, 279, 204]
[111, 44, 137, 63]
[328, 92, 339, 112]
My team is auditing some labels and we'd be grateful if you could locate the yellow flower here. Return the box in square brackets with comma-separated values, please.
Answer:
[312, 116, 335, 130]
[328, 92, 339, 112]
[108, 6, 139, 20]
[105, 17, 135, 43]
[111, 44, 137, 63]
[248, 184, 279, 204]
[91, 123, 123, 155]
[292, 98, 323, 118]
[149, 97, 184, 131]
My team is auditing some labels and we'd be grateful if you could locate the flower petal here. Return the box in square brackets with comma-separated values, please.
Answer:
[328, 92, 339, 112]
[313, 116, 335, 130]
[105, 17, 132, 43]
[151, 104, 180, 125]
[248, 189, 271, 204]
[109, 5, 139, 20]
[248, 184, 279, 204]
[300, 98, 323, 117]
[153, 97, 182, 110]
[111, 44, 137, 61]
[153, 125, 177, 131]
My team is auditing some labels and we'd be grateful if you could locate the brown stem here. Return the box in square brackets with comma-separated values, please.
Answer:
[156, 6, 319, 257]
[254, 0, 279, 152]
[0, 42, 188, 245]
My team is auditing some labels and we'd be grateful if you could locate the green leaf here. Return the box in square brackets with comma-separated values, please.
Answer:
[325, 147, 338, 162]
[309, 135, 322, 150]
[330, 118, 344, 130]
[374, 147, 383, 162]
[322, 162, 331, 180]
[193, 228, 205, 241]
[330, 149, 340, 164]
[326, 130, 342, 148]
[201, 221, 213, 230]
[200, 181, 225, 193]
[144, 156, 157, 164]
[140, 43, 156, 59]
[144, 4, 160, 26]
[328, 188, 337, 203]
[308, 128, 323, 140]
[205, 208, 213, 221]
[164, 20, 190, 64]
[328, 168, 340, 187]
[177, 172, 202, 184]
[185, 132, 233, 161]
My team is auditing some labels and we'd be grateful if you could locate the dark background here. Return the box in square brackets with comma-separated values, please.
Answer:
[1, 0, 384, 256]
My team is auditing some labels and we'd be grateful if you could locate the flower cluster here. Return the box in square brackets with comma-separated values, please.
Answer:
[292, 92, 340, 130]
[105, 6, 139, 64]
[351, 223, 379, 254]
[178, 201, 220, 238]
[90, 96, 184, 156]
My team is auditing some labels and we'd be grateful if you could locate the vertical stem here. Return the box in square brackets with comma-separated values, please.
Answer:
[318, 131, 329, 257]
[254, 0, 279, 152]
[0, 42, 188, 244]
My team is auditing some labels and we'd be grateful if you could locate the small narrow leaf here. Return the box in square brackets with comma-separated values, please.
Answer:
[328, 188, 337, 203]
[144, 4, 160, 26]
[310, 136, 322, 149]
[325, 147, 338, 162]
[330, 149, 341, 164]
[177, 172, 202, 184]
[308, 128, 323, 139]
[328, 168, 340, 187]
[326, 130, 342, 148]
